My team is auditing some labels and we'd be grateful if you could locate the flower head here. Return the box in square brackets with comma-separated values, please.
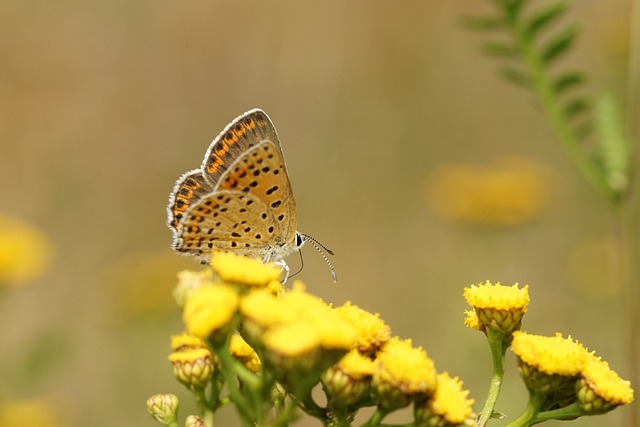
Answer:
[322, 349, 375, 408]
[146, 394, 179, 425]
[415, 372, 475, 427]
[168, 347, 215, 389]
[464, 281, 529, 336]
[373, 337, 438, 411]
[240, 286, 355, 394]
[577, 356, 634, 414]
[512, 332, 591, 405]
[230, 334, 261, 373]
[334, 302, 391, 355]
[183, 285, 239, 341]
[211, 252, 281, 287]
[174, 269, 215, 308]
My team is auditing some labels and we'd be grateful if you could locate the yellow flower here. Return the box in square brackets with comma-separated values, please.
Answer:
[426, 156, 548, 226]
[373, 337, 438, 411]
[183, 285, 239, 341]
[241, 286, 355, 393]
[174, 268, 215, 308]
[464, 281, 529, 335]
[211, 252, 281, 287]
[512, 332, 590, 402]
[322, 349, 375, 408]
[146, 394, 179, 425]
[170, 332, 208, 352]
[334, 302, 391, 355]
[577, 357, 634, 414]
[0, 397, 65, 427]
[168, 347, 215, 389]
[0, 214, 53, 286]
[415, 372, 475, 427]
[230, 334, 261, 373]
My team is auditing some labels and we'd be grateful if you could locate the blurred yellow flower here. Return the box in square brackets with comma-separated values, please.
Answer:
[373, 337, 438, 410]
[211, 252, 281, 287]
[230, 334, 261, 373]
[183, 285, 239, 341]
[170, 332, 208, 352]
[0, 397, 66, 427]
[241, 285, 355, 382]
[174, 268, 215, 308]
[426, 156, 548, 226]
[0, 214, 53, 286]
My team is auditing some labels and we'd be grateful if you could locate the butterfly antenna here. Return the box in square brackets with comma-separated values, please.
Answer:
[301, 233, 337, 284]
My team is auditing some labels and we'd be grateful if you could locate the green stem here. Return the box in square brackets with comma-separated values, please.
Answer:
[192, 386, 215, 426]
[476, 329, 508, 427]
[212, 340, 256, 427]
[505, 391, 544, 427]
[360, 407, 389, 427]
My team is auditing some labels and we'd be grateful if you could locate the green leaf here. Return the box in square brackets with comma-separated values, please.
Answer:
[500, 66, 530, 88]
[482, 41, 518, 58]
[553, 72, 585, 95]
[564, 97, 590, 119]
[595, 92, 629, 193]
[526, 2, 568, 39]
[504, 0, 530, 17]
[462, 15, 505, 31]
[541, 25, 578, 65]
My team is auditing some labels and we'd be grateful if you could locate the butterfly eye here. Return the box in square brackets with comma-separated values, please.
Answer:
[295, 232, 305, 249]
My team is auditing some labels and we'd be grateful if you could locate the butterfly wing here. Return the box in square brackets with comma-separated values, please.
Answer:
[172, 139, 298, 262]
[167, 170, 214, 231]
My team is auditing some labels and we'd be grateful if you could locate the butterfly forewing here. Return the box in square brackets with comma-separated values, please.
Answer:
[202, 110, 283, 186]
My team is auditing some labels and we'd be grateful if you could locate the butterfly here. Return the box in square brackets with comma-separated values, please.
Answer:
[166, 108, 334, 280]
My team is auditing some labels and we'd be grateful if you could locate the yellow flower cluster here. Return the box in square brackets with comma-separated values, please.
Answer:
[167, 252, 475, 426]
[512, 331, 633, 413]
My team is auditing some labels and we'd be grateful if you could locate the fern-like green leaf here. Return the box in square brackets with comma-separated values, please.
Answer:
[500, 66, 530, 88]
[541, 25, 578, 65]
[504, 0, 530, 17]
[553, 72, 585, 95]
[595, 92, 628, 193]
[564, 97, 589, 119]
[526, 2, 568, 39]
[482, 41, 518, 58]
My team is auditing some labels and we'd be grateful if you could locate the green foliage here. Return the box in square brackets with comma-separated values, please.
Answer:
[465, 0, 631, 202]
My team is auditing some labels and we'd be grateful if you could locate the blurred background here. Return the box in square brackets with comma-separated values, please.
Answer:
[0, 0, 634, 426]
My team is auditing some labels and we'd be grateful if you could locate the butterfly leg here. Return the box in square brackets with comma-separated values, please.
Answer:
[274, 259, 290, 286]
